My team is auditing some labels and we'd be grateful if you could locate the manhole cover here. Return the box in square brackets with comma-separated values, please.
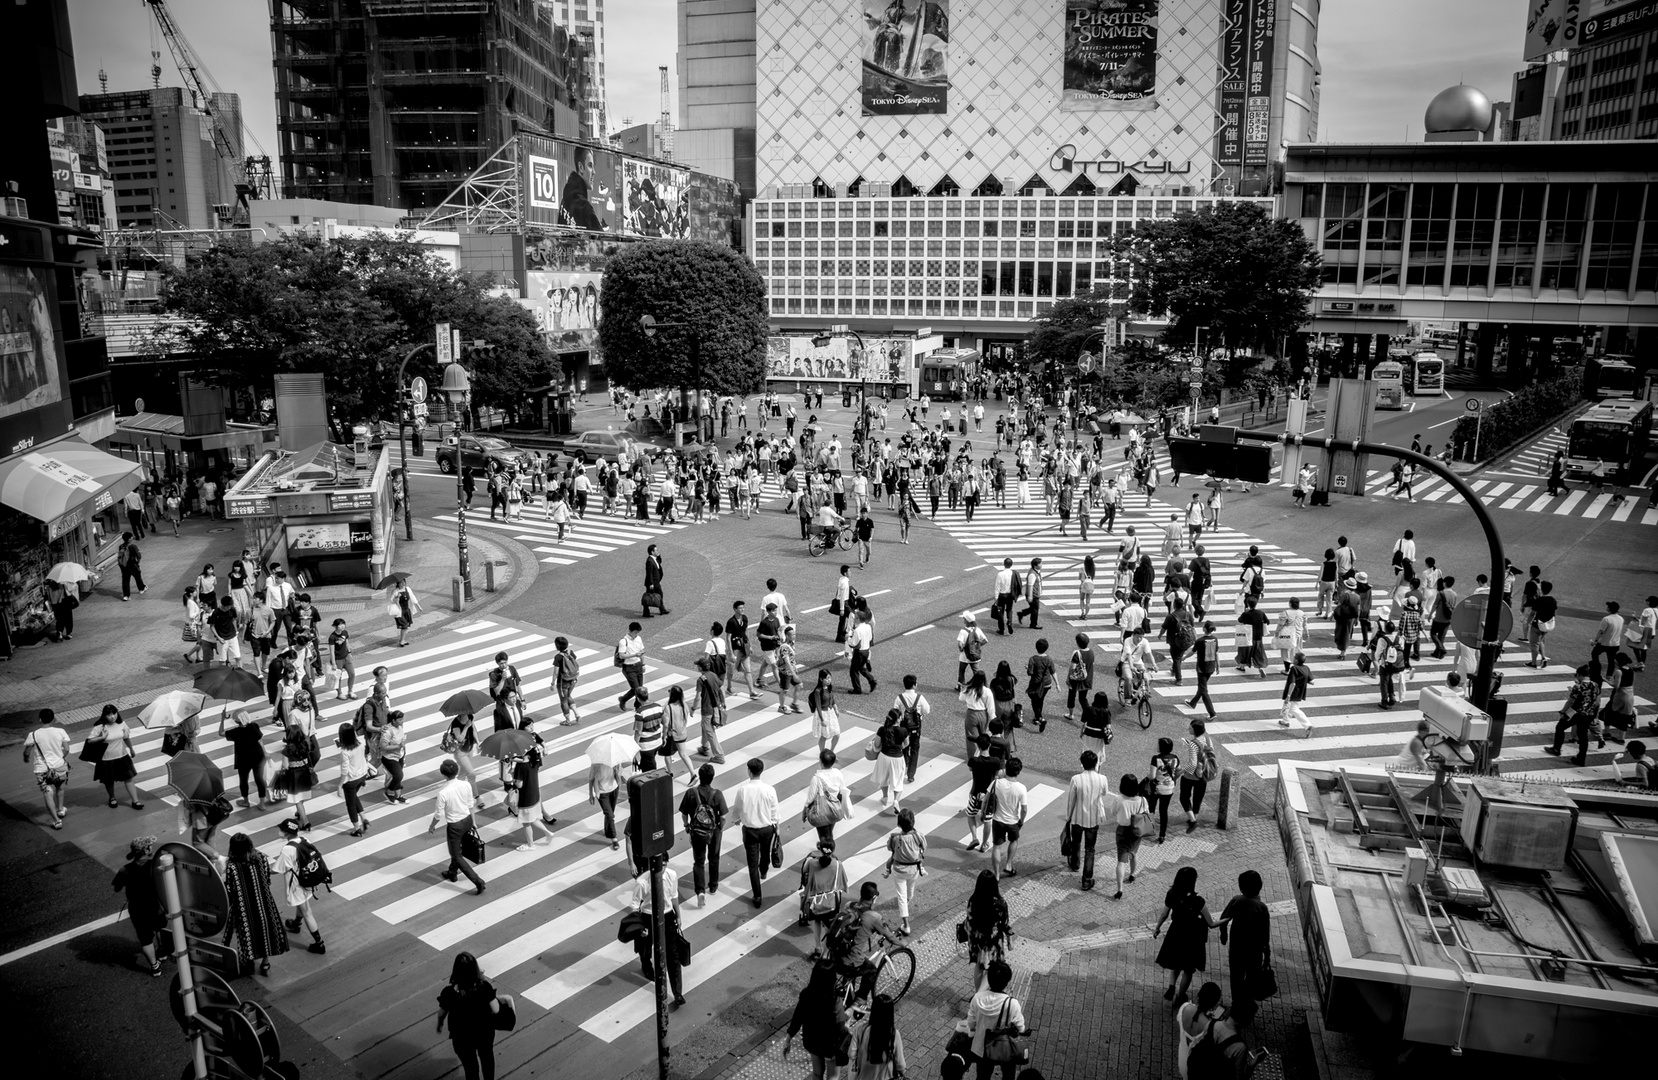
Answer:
[208, 527, 233, 533]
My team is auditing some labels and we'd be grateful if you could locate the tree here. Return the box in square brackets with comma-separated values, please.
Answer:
[596, 240, 769, 394]
[1107, 201, 1320, 357]
[1021, 288, 1124, 378]
[157, 233, 552, 433]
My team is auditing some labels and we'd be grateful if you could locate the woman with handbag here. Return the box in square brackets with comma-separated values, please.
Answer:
[1113, 772, 1150, 900]
[811, 669, 843, 755]
[1148, 738, 1181, 843]
[800, 838, 849, 959]
[221, 832, 289, 977]
[87, 704, 143, 809]
[182, 585, 207, 664]
[847, 992, 908, 1080]
[963, 869, 1012, 991]
[804, 748, 853, 843]
[883, 808, 927, 937]
[337, 723, 373, 837]
[437, 950, 511, 1080]
[968, 959, 1030, 1080]
[782, 960, 850, 1080]
[391, 581, 421, 648]
[988, 662, 1019, 754]
[222, 709, 267, 808]
[277, 723, 317, 830]
[379, 709, 408, 803]
[1153, 866, 1224, 1006]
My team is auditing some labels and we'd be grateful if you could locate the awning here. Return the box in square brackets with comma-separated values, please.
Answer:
[114, 412, 277, 453]
[0, 436, 143, 540]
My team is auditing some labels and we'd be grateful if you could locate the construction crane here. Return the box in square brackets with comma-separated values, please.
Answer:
[141, 0, 273, 224]
[658, 65, 674, 160]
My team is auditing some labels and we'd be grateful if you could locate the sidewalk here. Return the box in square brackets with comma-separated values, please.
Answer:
[0, 513, 536, 729]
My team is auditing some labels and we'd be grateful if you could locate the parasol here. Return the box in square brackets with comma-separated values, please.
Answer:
[376, 571, 413, 590]
[45, 562, 90, 585]
[138, 690, 210, 729]
[585, 732, 639, 768]
[440, 689, 496, 717]
[167, 750, 225, 804]
[478, 728, 537, 761]
[193, 666, 266, 702]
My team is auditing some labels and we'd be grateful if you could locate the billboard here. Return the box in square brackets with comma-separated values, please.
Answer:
[688, 173, 741, 245]
[1062, 0, 1158, 112]
[861, 0, 950, 116]
[621, 159, 690, 239]
[522, 271, 601, 353]
[519, 133, 620, 233]
[1524, 0, 1624, 59]
[1242, 0, 1277, 167]
[765, 336, 908, 384]
[1216, 0, 1250, 166]
[1579, 0, 1658, 48]
[0, 266, 64, 428]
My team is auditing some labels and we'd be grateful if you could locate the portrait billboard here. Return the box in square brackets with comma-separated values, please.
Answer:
[621, 159, 690, 239]
[861, 0, 949, 116]
[522, 271, 601, 353]
[0, 264, 67, 450]
[520, 133, 620, 233]
[1242, 0, 1277, 167]
[765, 336, 907, 384]
[1215, 0, 1249, 166]
[1062, 0, 1158, 112]
[688, 173, 741, 246]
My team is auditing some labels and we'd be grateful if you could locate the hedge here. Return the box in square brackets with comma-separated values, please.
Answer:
[1451, 372, 1582, 462]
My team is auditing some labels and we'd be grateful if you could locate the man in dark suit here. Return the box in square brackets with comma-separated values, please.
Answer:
[643, 544, 669, 617]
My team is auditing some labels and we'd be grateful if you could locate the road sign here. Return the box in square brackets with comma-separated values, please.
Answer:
[409, 375, 427, 401]
[1465, 397, 1483, 412]
[435, 322, 452, 365]
[154, 842, 227, 938]
[1450, 594, 1513, 643]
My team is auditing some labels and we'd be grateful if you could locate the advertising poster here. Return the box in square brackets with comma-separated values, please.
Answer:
[1243, 0, 1277, 166]
[688, 173, 741, 245]
[1579, 1, 1658, 49]
[0, 265, 63, 424]
[522, 271, 602, 353]
[1524, 0, 1622, 59]
[520, 133, 620, 233]
[861, 0, 950, 116]
[1062, 0, 1158, 111]
[765, 336, 907, 384]
[286, 521, 373, 555]
[621, 159, 690, 239]
[1216, 0, 1250, 166]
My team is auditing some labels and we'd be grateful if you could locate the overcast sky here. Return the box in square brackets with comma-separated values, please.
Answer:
[67, 0, 1525, 174]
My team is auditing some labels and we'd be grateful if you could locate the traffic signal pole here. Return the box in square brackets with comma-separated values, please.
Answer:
[1234, 431, 1508, 715]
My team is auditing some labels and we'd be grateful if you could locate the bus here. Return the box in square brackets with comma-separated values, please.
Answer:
[1425, 327, 1459, 350]
[1371, 360, 1406, 409]
[1564, 399, 1655, 486]
[1583, 355, 1641, 399]
[917, 348, 978, 400]
[1408, 353, 1445, 397]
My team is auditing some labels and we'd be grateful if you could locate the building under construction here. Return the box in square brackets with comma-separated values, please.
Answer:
[270, 0, 590, 212]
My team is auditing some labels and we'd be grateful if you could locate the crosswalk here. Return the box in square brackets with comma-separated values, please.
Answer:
[920, 494, 1653, 786]
[1349, 464, 1657, 525]
[1501, 426, 1569, 478]
[120, 619, 1062, 1042]
[437, 508, 686, 566]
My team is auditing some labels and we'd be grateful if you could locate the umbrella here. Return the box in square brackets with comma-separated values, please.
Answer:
[167, 750, 225, 804]
[440, 689, 496, 717]
[478, 728, 537, 761]
[586, 732, 639, 769]
[376, 571, 413, 590]
[138, 690, 210, 730]
[45, 562, 89, 585]
[193, 666, 266, 702]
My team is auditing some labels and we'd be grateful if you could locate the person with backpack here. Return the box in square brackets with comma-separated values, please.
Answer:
[1180, 719, 1219, 833]
[1180, 983, 1265, 1080]
[829, 880, 901, 1004]
[276, 818, 328, 955]
[1063, 632, 1095, 723]
[679, 763, 728, 907]
[890, 675, 930, 784]
[1373, 620, 1405, 710]
[1161, 597, 1197, 685]
[1186, 622, 1220, 719]
[800, 838, 849, 959]
[117, 532, 145, 600]
[956, 611, 987, 690]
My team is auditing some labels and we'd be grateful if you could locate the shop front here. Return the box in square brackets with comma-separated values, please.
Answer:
[223, 442, 394, 589]
[107, 411, 277, 486]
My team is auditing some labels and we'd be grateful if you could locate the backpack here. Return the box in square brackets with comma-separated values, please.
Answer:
[288, 838, 333, 892]
[1067, 650, 1088, 685]
[964, 629, 984, 663]
[826, 903, 863, 959]
[1186, 1018, 1248, 1080]
[687, 788, 718, 839]
[899, 692, 923, 732]
[1193, 738, 1220, 782]
[554, 649, 581, 684]
[1381, 637, 1402, 666]
[1391, 544, 1406, 569]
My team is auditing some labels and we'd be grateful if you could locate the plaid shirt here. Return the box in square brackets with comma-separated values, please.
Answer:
[1399, 610, 1424, 641]
[1567, 678, 1601, 717]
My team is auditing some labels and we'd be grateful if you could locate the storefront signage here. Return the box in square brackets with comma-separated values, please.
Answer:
[47, 505, 86, 541]
[286, 520, 373, 555]
[224, 495, 273, 518]
[1319, 300, 1399, 316]
[1579, 0, 1658, 48]
[327, 491, 376, 512]
[1243, 0, 1278, 166]
[93, 489, 114, 513]
[1047, 144, 1191, 175]
[1216, 0, 1249, 166]
[23, 451, 99, 493]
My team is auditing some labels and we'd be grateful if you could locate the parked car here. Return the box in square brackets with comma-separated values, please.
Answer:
[546, 429, 643, 465]
[435, 434, 532, 475]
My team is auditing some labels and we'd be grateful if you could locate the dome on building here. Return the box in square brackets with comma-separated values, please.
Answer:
[1424, 85, 1494, 134]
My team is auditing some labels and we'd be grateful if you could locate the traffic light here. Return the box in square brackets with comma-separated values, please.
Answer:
[411, 426, 424, 456]
[1166, 435, 1273, 483]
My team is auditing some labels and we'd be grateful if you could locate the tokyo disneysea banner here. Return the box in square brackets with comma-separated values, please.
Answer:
[1062, 0, 1158, 112]
[766, 336, 909, 384]
[621, 158, 690, 239]
[861, 0, 950, 116]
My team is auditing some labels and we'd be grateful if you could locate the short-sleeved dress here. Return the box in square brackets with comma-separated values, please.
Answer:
[1156, 890, 1211, 973]
[92, 721, 137, 784]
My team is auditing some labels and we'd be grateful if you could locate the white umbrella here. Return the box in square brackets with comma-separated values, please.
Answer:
[138, 689, 210, 730]
[586, 732, 640, 768]
[45, 562, 89, 585]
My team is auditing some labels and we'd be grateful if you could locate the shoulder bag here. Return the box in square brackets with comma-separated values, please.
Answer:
[1130, 799, 1156, 839]
[983, 998, 1029, 1064]
[79, 736, 107, 763]
[493, 993, 517, 1031]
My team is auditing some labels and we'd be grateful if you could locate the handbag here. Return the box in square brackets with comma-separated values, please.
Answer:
[770, 830, 784, 869]
[78, 738, 107, 763]
[1245, 959, 1279, 1000]
[674, 928, 692, 967]
[1537, 617, 1556, 633]
[493, 994, 517, 1031]
[182, 622, 200, 643]
[461, 826, 487, 864]
[863, 736, 880, 762]
[982, 999, 1029, 1064]
[1060, 821, 1077, 860]
[161, 728, 188, 758]
[1130, 805, 1155, 839]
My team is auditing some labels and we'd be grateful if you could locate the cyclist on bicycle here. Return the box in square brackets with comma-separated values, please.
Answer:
[1118, 627, 1158, 699]
[827, 880, 902, 1004]
[813, 501, 847, 546]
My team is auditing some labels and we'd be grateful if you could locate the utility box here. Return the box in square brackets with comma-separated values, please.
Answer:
[1459, 777, 1577, 871]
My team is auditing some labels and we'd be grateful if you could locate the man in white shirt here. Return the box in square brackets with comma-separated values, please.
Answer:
[1592, 601, 1627, 682]
[616, 623, 647, 712]
[23, 708, 71, 827]
[1334, 536, 1357, 577]
[1064, 750, 1111, 889]
[989, 757, 1029, 878]
[993, 558, 1016, 636]
[1120, 593, 1147, 643]
[427, 760, 486, 893]
[572, 470, 591, 517]
[628, 863, 686, 1005]
[956, 611, 987, 690]
[731, 758, 781, 908]
[761, 578, 792, 623]
[893, 676, 930, 783]
[846, 610, 877, 694]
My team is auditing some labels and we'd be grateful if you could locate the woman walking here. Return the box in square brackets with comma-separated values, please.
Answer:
[445, 713, 480, 795]
[805, 748, 853, 843]
[1176, 983, 1223, 1080]
[391, 579, 421, 647]
[183, 586, 208, 664]
[659, 684, 697, 782]
[88, 704, 143, 809]
[810, 669, 842, 755]
[963, 868, 1013, 991]
[379, 709, 408, 803]
[883, 808, 926, 937]
[275, 819, 327, 955]
[1152, 866, 1222, 1005]
[221, 833, 289, 977]
[967, 959, 1030, 1080]
[1274, 598, 1307, 672]
[873, 709, 909, 812]
[782, 960, 850, 1080]
[112, 836, 167, 976]
[196, 563, 219, 612]
[1024, 639, 1055, 734]
[222, 709, 267, 809]
[337, 723, 372, 836]
[960, 670, 994, 759]
[989, 661, 1019, 753]
[1078, 554, 1098, 619]
[278, 723, 316, 830]
[800, 838, 849, 959]
[1281, 651, 1314, 735]
[437, 951, 509, 1080]
[1149, 738, 1180, 842]
[1113, 772, 1148, 900]
[633, 693, 665, 770]
[1080, 691, 1113, 759]
[848, 993, 908, 1080]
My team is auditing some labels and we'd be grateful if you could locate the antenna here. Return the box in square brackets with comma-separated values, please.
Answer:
[99, 66, 108, 93]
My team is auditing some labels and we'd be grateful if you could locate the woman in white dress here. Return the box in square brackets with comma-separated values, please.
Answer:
[1274, 597, 1307, 672]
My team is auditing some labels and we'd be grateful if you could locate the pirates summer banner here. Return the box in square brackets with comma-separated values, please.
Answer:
[1062, 0, 1159, 112]
[861, 0, 950, 116]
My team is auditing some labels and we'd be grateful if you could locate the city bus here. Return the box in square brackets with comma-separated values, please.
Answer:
[1371, 360, 1406, 409]
[1582, 355, 1641, 399]
[1408, 353, 1445, 397]
[1425, 327, 1459, 350]
[1564, 399, 1655, 486]
[916, 347, 978, 400]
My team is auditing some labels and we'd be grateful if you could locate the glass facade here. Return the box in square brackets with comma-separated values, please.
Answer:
[748, 195, 1273, 320]
[1296, 179, 1656, 296]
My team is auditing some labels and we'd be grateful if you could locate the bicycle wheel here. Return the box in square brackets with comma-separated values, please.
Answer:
[808, 535, 826, 557]
[875, 946, 916, 1003]
[1137, 694, 1153, 729]
[838, 530, 854, 551]
[1117, 677, 1131, 707]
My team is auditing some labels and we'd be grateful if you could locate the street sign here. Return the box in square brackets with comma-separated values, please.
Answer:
[1465, 397, 1483, 412]
[435, 323, 452, 365]
[1332, 474, 1348, 489]
[409, 375, 427, 401]
[1451, 594, 1513, 643]
[154, 842, 227, 938]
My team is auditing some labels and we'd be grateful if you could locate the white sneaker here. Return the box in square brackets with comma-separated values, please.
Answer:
[697, 892, 707, 908]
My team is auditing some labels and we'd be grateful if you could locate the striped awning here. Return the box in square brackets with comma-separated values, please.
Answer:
[0, 436, 143, 540]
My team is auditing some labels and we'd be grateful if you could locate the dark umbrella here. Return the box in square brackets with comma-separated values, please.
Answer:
[478, 728, 537, 761]
[440, 689, 496, 717]
[193, 666, 266, 702]
[167, 750, 225, 804]
[376, 571, 413, 590]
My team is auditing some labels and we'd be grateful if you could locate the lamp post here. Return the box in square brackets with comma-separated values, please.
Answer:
[394, 342, 434, 542]
[440, 359, 473, 600]
[1191, 326, 1209, 432]
[640, 315, 705, 445]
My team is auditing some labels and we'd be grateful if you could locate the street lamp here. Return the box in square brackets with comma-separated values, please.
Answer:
[640, 315, 706, 445]
[394, 342, 434, 542]
[440, 360, 473, 599]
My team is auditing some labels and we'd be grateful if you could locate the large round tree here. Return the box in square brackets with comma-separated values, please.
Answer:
[597, 239, 769, 394]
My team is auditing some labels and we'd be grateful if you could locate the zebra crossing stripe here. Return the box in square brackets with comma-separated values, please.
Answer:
[1555, 490, 1587, 514]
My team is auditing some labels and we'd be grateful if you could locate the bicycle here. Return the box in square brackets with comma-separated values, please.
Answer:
[806, 523, 853, 557]
[831, 943, 916, 1009]
[1117, 663, 1154, 729]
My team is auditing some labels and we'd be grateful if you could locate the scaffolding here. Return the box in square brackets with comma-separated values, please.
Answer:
[417, 138, 523, 233]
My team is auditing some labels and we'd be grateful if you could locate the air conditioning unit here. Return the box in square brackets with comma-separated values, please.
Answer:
[1459, 777, 1577, 871]
[1420, 684, 1490, 743]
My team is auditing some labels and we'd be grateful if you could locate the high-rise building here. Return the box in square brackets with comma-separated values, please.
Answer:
[675, 0, 757, 197]
[76, 87, 242, 229]
[547, 0, 608, 140]
[1510, 25, 1658, 141]
[271, 0, 589, 212]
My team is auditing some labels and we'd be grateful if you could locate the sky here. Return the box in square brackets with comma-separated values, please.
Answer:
[67, 0, 1526, 177]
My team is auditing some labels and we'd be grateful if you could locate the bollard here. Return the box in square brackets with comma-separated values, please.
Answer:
[1217, 765, 1241, 830]
[485, 560, 497, 593]
[452, 575, 464, 612]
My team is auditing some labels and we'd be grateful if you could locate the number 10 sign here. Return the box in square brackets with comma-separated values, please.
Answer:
[526, 155, 559, 211]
